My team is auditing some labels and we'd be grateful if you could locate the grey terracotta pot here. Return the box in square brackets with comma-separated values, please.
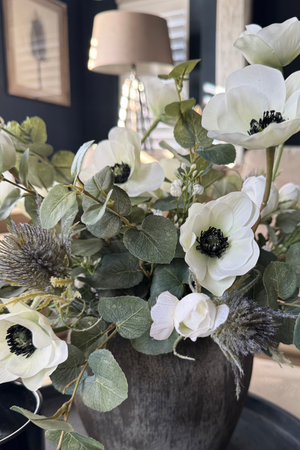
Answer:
[75, 335, 253, 450]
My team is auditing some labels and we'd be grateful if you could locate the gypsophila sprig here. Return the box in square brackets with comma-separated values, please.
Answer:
[0, 222, 71, 291]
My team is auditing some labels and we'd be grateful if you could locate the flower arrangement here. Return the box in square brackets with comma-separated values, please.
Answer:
[1, 16, 300, 450]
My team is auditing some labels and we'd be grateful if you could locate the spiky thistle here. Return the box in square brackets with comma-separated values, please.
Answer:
[0, 222, 71, 291]
[211, 294, 294, 398]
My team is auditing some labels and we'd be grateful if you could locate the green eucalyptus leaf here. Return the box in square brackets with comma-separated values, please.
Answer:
[159, 141, 191, 167]
[168, 59, 200, 79]
[10, 406, 73, 432]
[52, 151, 75, 184]
[40, 184, 77, 229]
[24, 195, 39, 225]
[197, 144, 236, 165]
[276, 211, 300, 234]
[51, 344, 86, 395]
[29, 143, 53, 157]
[127, 206, 145, 224]
[29, 116, 47, 144]
[263, 261, 297, 309]
[87, 210, 122, 239]
[174, 109, 213, 149]
[130, 196, 151, 206]
[123, 215, 178, 264]
[87, 253, 143, 290]
[0, 188, 21, 220]
[275, 316, 296, 345]
[201, 168, 223, 188]
[71, 140, 94, 180]
[293, 314, 300, 350]
[150, 259, 189, 302]
[153, 196, 180, 211]
[19, 148, 29, 186]
[46, 430, 104, 450]
[180, 98, 196, 113]
[84, 166, 114, 198]
[82, 190, 113, 226]
[71, 317, 106, 356]
[286, 243, 300, 286]
[71, 238, 104, 256]
[61, 200, 79, 237]
[131, 328, 179, 355]
[82, 349, 128, 412]
[98, 295, 151, 339]
[165, 102, 180, 117]
[111, 185, 131, 216]
[28, 156, 55, 189]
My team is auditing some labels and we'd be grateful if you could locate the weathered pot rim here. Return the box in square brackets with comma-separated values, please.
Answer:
[0, 381, 42, 445]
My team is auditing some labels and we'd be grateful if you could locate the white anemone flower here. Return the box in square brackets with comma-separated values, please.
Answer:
[0, 301, 68, 391]
[0, 131, 16, 173]
[234, 18, 300, 70]
[179, 191, 259, 296]
[278, 182, 300, 209]
[146, 78, 186, 126]
[150, 291, 229, 341]
[80, 127, 164, 197]
[202, 64, 300, 150]
[242, 175, 279, 218]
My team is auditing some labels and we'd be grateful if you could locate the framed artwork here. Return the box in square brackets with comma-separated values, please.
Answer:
[2, 0, 71, 106]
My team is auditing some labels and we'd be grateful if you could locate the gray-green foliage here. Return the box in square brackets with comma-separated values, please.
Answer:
[46, 430, 104, 450]
[150, 258, 189, 305]
[87, 253, 143, 290]
[196, 144, 236, 165]
[131, 328, 179, 355]
[40, 184, 77, 229]
[0, 188, 21, 220]
[98, 296, 151, 339]
[124, 215, 178, 264]
[81, 349, 128, 412]
[51, 344, 86, 395]
[71, 140, 94, 180]
[286, 243, 300, 286]
[174, 109, 213, 149]
[71, 317, 106, 356]
[263, 261, 297, 309]
[10, 406, 73, 432]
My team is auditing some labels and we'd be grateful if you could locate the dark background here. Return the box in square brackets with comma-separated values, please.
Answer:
[0, 0, 299, 152]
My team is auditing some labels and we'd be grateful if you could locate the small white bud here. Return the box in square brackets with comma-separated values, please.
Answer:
[181, 163, 187, 170]
[193, 183, 204, 196]
[170, 181, 182, 197]
[192, 170, 198, 178]
[262, 245, 271, 252]
[190, 164, 197, 170]
[174, 214, 178, 222]
[173, 179, 183, 187]
[279, 183, 300, 210]
[182, 186, 187, 192]
[74, 274, 86, 289]
[153, 209, 164, 216]
[138, 203, 149, 212]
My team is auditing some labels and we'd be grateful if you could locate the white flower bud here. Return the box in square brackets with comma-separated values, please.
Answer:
[262, 245, 271, 252]
[182, 186, 187, 192]
[153, 209, 164, 216]
[173, 179, 183, 187]
[193, 183, 204, 196]
[181, 163, 187, 171]
[75, 274, 86, 289]
[174, 214, 178, 222]
[279, 183, 300, 210]
[138, 203, 148, 212]
[192, 170, 198, 178]
[170, 182, 182, 197]
[190, 164, 197, 170]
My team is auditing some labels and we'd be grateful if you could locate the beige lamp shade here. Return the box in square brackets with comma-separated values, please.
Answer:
[88, 10, 173, 76]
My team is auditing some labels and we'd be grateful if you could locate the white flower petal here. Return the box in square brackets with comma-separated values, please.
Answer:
[93, 140, 117, 170]
[22, 366, 56, 391]
[150, 291, 179, 340]
[225, 65, 285, 112]
[214, 304, 230, 330]
[222, 191, 259, 230]
[208, 202, 234, 235]
[285, 71, 300, 101]
[79, 164, 98, 182]
[124, 162, 164, 197]
[234, 34, 281, 68]
[201, 271, 236, 297]
[202, 93, 226, 131]
[6, 346, 52, 378]
[0, 358, 17, 383]
[185, 246, 208, 282]
[159, 158, 180, 182]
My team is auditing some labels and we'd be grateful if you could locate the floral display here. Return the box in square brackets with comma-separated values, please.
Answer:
[0, 17, 300, 450]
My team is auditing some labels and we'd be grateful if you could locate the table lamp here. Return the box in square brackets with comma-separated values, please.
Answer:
[88, 10, 173, 144]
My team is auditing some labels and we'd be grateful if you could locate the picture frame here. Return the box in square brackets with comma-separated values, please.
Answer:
[2, 0, 71, 106]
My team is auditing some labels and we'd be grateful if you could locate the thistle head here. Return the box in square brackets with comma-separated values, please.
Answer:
[0, 222, 71, 291]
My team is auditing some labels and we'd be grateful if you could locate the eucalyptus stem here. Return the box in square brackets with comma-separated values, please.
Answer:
[141, 119, 160, 144]
[252, 146, 276, 233]
[272, 143, 284, 181]
[2, 176, 35, 194]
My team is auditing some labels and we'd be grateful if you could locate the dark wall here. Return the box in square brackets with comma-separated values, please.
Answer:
[189, 0, 217, 104]
[0, 0, 117, 153]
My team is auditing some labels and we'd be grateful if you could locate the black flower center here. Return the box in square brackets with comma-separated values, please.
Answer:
[196, 226, 229, 258]
[111, 163, 131, 184]
[248, 110, 285, 135]
[6, 324, 36, 358]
